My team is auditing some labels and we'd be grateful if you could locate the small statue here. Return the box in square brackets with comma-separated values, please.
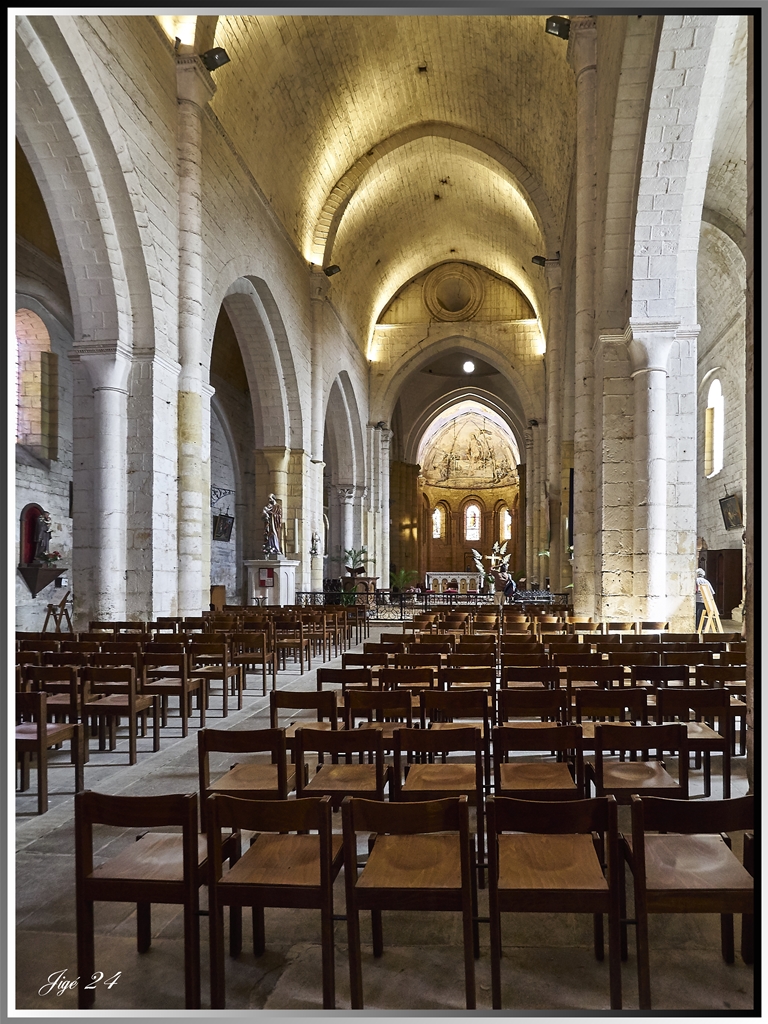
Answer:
[34, 511, 52, 562]
[310, 531, 321, 557]
[262, 493, 283, 556]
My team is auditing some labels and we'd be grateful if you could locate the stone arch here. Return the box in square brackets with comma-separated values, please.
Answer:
[373, 335, 537, 431]
[312, 121, 559, 264]
[216, 276, 303, 451]
[16, 16, 160, 353]
[324, 376, 359, 488]
[404, 388, 526, 470]
[209, 393, 243, 600]
[631, 15, 741, 324]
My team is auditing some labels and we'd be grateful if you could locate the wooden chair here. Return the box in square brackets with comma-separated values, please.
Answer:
[586, 723, 688, 802]
[496, 687, 570, 728]
[421, 687, 494, 790]
[295, 727, 389, 807]
[492, 724, 584, 799]
[269, 689, 340, 758]
[81, 665, 159, 765]
[629, 665, 688, 690]
[393, 725, 486, 885]
[342, 795, 478, 1009]
[574, 688, 647, 748]
[624, 794, 754, 1010]
[395, 652, 444, 672]
[273, 619, 311, 674]
[440, 666, 497, 692]
[207, 793, 344, 1009]
[16, 690, 84, 814]
[500, 666, 558, 689]
[552, 651, 604, 668]
[188, 638, 244, 718]
[654, 686, 732, 797]
[565, 665, 624, 697]
[316, 667, 375, 702]
[198, 727, 294, 832]
[229, 632, 276, 696]
[486, 794, 621, 1009]
[75, 790, 204, 1009]
[141, 651, 206, 738]
[344, 688, 413, 746]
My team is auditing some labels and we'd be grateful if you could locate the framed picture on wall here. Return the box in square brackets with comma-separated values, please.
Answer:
[212, 513, 234, 542]
[718, 494, 743, 531]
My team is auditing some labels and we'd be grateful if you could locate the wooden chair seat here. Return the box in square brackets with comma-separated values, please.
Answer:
[496, 832, 609, 895]
[599, 759, 680, 791]
[209, 762, 296, 795]
[357, 833, 463, 890]
[305, 762, 381, 794]
[579, 720, 633, 742]
[627, 832, 753, 903]
[284, 719, 333, 741]
[221, 832, 344, 889]
[401, 762, 479, 798]
[91, 830, 209, 882]
[89, 692, 155, 713]
[497, 762, 578, 796]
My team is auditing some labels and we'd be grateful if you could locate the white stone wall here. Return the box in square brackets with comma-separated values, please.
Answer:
[15, 296, 74, 630]
[210, 403, 238, 602]
[696, 224, 746, 552]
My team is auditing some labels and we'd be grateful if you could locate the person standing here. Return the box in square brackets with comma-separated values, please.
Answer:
[695, 568, 713, 631]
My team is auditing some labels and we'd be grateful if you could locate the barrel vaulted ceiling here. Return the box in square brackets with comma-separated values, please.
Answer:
[179, 14, 577, 351]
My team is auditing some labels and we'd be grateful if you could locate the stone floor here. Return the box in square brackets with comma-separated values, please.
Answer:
[14, 624, 755, 1017]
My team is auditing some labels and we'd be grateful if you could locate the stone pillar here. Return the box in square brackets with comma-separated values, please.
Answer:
[79, 350, 131, 620]
[545, 259, 564, 590]
[379, 426, 392, 583]
[535, 422, 548, 588]
[627, 319, 677, 620]
[524, 429, 534, 585]
[338, 486, 355, 563]
[176, 55, 216, 616]
[567, 16, 598, 616]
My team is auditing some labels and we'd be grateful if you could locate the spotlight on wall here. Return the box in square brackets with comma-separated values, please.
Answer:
[545, 16, 570, 40]
[201, 47, 231, 71]
[323, 265, 341, 277]
[531, 255, 547, 267]
[463, 360, 475, 374]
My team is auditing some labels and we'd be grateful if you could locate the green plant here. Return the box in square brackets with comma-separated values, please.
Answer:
[390, 568, 418, 592]
[344, 546, 370, 571]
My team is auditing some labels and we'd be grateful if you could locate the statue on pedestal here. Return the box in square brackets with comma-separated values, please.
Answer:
[262, 493, 283, 556]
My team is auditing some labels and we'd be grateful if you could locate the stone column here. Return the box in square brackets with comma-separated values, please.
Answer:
[338, 487, 356, 565]
[545, 259, 564, 590]
[379, 426, 393, 583]
[627, 319, 677, 620]
[79, 349, 131, 620]
[567, 16, 598, 616]
[310, 270, 330, 593]
[176, 55, 216, 616]
[524, 429, 534, 585]
[535, 422, 548, 588]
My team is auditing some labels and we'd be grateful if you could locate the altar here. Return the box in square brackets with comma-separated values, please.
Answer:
[425, 571, 486, 595]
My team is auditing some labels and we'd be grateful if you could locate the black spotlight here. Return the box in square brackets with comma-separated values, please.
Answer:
[531, 255, 547, 267]
[323, 265, 341, 277]
[201, 47, 231, 71]
[545, 16, 570, 40]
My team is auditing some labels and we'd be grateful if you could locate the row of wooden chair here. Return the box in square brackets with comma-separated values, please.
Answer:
[74, 785, 754, 1011]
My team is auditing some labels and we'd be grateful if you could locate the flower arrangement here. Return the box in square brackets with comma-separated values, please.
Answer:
[39, 550, 62, 565]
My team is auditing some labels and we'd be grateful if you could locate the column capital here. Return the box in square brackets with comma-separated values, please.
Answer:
[176, 55, 217, 106]
[567, 17, 597, 76]
[625, 318, 680, 375]
[544, 260, 562, 290]
[75, 348, 132, 393]
[337, 486, 355, 504]
[309, 267, 332, 302]
[262, 446, 291, 477]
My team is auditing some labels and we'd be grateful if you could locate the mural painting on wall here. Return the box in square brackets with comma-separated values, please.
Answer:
[420, 409, 520, 490]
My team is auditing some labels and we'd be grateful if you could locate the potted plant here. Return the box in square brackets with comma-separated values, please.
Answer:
[389, 568, 419, 594]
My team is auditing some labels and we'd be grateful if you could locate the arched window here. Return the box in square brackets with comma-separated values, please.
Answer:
[500, 506, 512, 541]
[16, 308, 58, 460]
[464, 502, 481, 542]
[432, 506, 443, 539]
[704, 379, 724, 478]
